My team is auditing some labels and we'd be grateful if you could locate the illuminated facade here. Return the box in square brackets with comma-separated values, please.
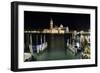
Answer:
[43, 18, 66, 34]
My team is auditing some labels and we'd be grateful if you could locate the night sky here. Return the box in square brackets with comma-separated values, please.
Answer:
[24, 11, 90, 31]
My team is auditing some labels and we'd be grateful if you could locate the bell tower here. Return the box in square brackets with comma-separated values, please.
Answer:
[50, 18, 53, 29]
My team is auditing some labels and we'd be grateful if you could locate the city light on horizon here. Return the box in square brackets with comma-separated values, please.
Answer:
[24, 11, 90, 31]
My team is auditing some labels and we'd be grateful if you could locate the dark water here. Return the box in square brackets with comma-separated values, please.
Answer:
[24, 33, 82, 61]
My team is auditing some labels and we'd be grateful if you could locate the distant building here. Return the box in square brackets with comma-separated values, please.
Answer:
[50, 18, 53, 29]
[65, 26, 69, 33]
[43, 18, 66, 34]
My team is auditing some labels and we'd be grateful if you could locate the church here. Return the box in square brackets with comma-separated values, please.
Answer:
[43, 18, 69, 34]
